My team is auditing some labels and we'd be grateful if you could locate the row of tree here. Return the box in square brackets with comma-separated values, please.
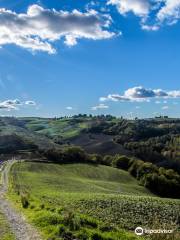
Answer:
[113, 155, 180, 198]
[123, 134, 180, 173]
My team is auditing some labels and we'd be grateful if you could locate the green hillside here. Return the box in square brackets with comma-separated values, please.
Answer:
[22, 117, 89, 140]
[0, 117, 58, 152]
[9, 161, 180, 240]
[11, 162, 152, 196]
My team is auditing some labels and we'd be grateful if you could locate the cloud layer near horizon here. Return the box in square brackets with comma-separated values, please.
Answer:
[100, 86, 180, 102]
[0, 4, 114, 53]
[0, 99, 36, 111]
[91, 103, 109, 110]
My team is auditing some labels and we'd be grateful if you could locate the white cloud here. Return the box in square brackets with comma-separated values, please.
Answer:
[0, 99, 37, 111]
[162, 105, 169, 110]
[0, 99, 21, 111]
[141, 24, 159, 31]
[100, 86, 180, 102]
[168, 90, 180, 97]
[157, 0, 180, 24]
[66, 106, 73, 110]
[108, 0, 150, 16]
[25, 100, 36, 105]
[91, 103, 109, 110]
[155, 100, 161, 104]
[108, 0, 180, 30]
[0, 4, 115, 54]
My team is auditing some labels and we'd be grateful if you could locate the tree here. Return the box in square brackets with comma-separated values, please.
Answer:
[112, 155, 131, 170]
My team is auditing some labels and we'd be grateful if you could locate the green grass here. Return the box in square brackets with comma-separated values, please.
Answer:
[9, 162, 180, 240]
[0, 211, 15, 240]
[10, 162, 153, 196]
[25, 118, 89, 139]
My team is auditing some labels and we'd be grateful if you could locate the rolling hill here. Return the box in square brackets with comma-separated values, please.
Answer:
[9, 161, 180, 240]
[0, 115, 179, 239]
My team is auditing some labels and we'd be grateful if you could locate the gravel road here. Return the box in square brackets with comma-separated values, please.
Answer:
[0, 160, 42, 240]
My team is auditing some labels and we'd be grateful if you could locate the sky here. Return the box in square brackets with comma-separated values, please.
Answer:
[0, 0, 180, 118]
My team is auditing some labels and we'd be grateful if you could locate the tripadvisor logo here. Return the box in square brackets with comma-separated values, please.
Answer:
[135, 227, 174, 236]
[135, 227, 144, 236]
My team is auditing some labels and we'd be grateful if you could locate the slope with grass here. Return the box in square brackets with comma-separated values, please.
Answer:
[22, 117, 132, 155]
[0, 117, 59, 154]
[9, 161, 180, 240]
[23, 117, 89, 140]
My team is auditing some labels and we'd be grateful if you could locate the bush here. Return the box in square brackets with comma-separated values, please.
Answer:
[76, 229, 90, 240]
[58, 224, 66, 235]
[103, 155, 113, 166]
[128, 159, 144, 177]
[33, 212, 63, 227]
[44, 146, 89, 164]
[80, 215, 98, 228]
[91, 232, 104, 240]
[112, 155, 131, 170]
[63, 212, 81, 231]
[21, 195, 29, 208]
[90, 154, 103, 165]
[63, 146, 88, 163]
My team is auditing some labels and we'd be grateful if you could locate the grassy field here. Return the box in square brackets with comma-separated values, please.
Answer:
[24, 118, 89, 140]
[9, 161, 180, 240]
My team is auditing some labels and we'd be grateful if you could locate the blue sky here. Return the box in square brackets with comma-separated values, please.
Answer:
[0, 0, 179, 118]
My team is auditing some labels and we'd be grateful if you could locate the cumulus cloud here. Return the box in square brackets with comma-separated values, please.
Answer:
[157, 0, 180, 24]
[0, 99, 21, 110]
[108, 0, 180, 30]
[91, 103, 109, 110]
[0, 99, 36, 111]
[0, 4, 115, 53]
[108, 0, 150, 16]
[100, 86, 180, 102]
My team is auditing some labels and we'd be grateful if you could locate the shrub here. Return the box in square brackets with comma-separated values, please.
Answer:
[63, 146, 88, 164]
[58, 224, 66, 235]
[103, 155, 113, 166]
[63, 212, 81, 231]
[76, 229, 90, 240]
[40, 203, 45, 209]
[112, 155, 131, 170]
[33, 212, 63, 227]
[21, 195, 29, 208]
[80, 215, 98, 228]
[91, 232, 104, 240]
[128, 159, 144, 177]
[90, 154, 103, 165]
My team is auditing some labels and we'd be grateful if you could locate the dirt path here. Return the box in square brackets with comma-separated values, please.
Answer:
[0, 160, 42, 240]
